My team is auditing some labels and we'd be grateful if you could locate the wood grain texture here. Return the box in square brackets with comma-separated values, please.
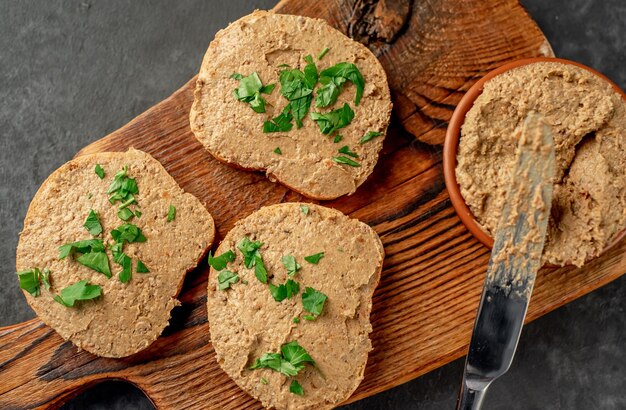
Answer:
[2, 1, 621, 409]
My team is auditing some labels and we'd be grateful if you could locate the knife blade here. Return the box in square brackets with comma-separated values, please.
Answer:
[456, 112, 556, 410]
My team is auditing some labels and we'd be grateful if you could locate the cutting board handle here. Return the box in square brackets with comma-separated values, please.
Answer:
[0, 319, 106, 409]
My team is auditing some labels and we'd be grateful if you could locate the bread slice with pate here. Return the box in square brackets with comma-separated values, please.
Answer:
[207, 203, 384, 409]
[16, 149, 215, 358]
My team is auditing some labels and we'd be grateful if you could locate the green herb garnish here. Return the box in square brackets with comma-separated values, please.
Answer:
[111, 223, 146, 244]
[332, 156, 361, 167]
[59, 239, 111, 277]
[300, 205, 309, 215]
[338, 145, 359, 158]
[269, 279, 300, 302]
[310, 103, 355, 135]
[292, 317, 300, 324]
[83, 210, 103, 236]
[281, 255, 301, 276]
[208, 250, 236, 271]
[304, 252, 324, 264]
[59, 239, 105, 258]
[77, 251, 112, 277]
[333, 134, 343, 143]
[263, 106, 294, 133]
[318, 47, 330, 60]
[302, 287, 328, 319]
[118, 208, 134, 221]
[260, 377, 269, 385]
[232, 72, 275, 113]
[273, 147, 282, 155]
[17, 267, 50, 297]
[316, 62, 365, 107]
[250, 340, 315, 377]
[218, 270, 240, 290]
[276, 58, 317, 128]
[167, 205, 176, 222]
[107, 166, 138, 205]
[237, 237, 267, 283]
[53, 280, 102, 307]
[136, 260, 150, 273]
[134, 210, 142, 218]
[115, 252, 132, 283]
[359, 130, 383, 144]
[94, 164, 105, 179]
[290, 380, 304, 396]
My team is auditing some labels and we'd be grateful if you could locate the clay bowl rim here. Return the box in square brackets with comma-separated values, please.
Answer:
[443, 56, 626, 266]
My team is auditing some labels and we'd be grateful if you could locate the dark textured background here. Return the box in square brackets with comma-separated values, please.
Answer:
[1, 1, 624, 409]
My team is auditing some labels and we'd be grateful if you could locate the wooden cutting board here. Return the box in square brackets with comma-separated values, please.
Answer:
[2, 0, 625, 408]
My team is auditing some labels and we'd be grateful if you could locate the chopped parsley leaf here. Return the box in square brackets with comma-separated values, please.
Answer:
[302, 287, 328, 319]
[360, 130, 383, 144]
[83, 209, 103, 236]
[232, 72, 275, 113]
[111, 223, 146, 244]
[107, 166, 139, 205]
[304, 252, 324, 264]
[40, 268, 51, 291]
[115, 252, 132, 283]
[292, 317, 300, 324]
[76, 250, 112, 277]
[273, 147, 282, 155]
[338, 145, 359, 158]
[318, 47, 330, 60]
[59, 239, 105, 259]
[310, 103, 355, 135]
[94, 164, 105, 179]
[218, 270, 239, 290]
[269, 279, 300, 302]
[260, 377, 269, 385]
[250, 340, 315, 377]
[333, 134, 343, 143]
[136, 259, 150, 273]
[167, 205, 176, 222]
[208, 249, 236, 271]
[281, 255, 301, 276]
[53, 280, 102, 307]
[300, 205, 310, 215]
[263, 106, 294, 133]
[316, 62, 365, 107]
[254, 254, 268, 284]
[332, 156, 361, 167]
[118, 207, 134, 221]
[237, 237, 263, 268]
[17, 268, 49, 297]
[59, 239, 111, 277]
[134, 210, 142, 218]
[290, 380, 304, 396]
[276, 58, 317, 128]
[237, 237, 267, 283]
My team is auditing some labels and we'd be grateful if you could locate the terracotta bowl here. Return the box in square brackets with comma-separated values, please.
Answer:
[443, 57, 626, 263]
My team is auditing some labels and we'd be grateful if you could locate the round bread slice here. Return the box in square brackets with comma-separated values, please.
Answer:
[16, 149, 215, 358]
[207, 203, 384, 410]
[190, 10, 392, 200]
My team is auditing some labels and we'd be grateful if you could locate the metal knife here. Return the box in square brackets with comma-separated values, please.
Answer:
[456, 112, 556, 410]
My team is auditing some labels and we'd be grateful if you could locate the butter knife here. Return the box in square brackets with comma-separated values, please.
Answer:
[456, 113, 556, 410]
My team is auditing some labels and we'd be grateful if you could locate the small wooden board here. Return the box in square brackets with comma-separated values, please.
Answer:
[2, 1, 624, 408]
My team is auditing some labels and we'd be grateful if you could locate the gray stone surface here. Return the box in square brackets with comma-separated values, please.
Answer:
[0, 0, 623, 409]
